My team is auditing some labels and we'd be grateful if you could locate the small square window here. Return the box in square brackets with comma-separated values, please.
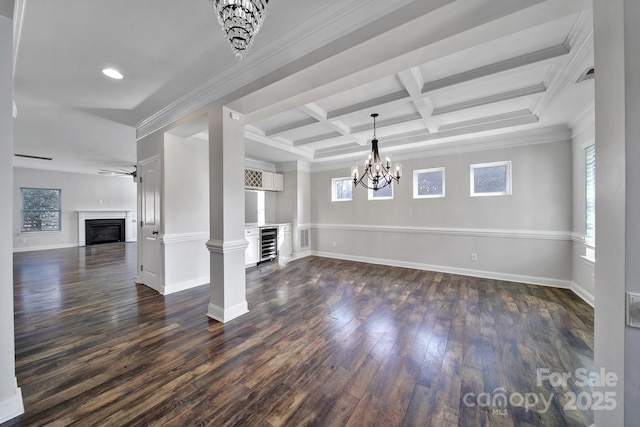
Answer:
[368, 180, 393, 200]
[21, 188, 62, 232]
[413, 167, 445, 198]
[331, 177, 353, 201]
[470, 161, 511, 197]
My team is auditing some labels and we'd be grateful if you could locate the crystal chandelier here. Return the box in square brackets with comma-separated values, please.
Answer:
[351, 114, 402, 191]
[210, 0, 269, 59]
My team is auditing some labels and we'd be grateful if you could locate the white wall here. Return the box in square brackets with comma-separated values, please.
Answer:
[161, 134, 209, 294]
[0, 8, 23, 424]
[12, 168, 137, 252]
[593, 1, 629, 424]
[310, 140, 576, 288]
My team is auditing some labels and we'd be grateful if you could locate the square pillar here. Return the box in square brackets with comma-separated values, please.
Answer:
[206, 106, 249, 322]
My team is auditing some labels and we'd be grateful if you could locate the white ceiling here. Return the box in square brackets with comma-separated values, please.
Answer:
[11, 0, 594, 175]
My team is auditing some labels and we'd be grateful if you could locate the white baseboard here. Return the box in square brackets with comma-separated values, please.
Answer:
[14, 241, 137, 253]
[163, 276, 209, 295]
[569, 281, 594, 307]
[207, 301, 249, 323]
[13, 243, 77, 253]
[0, 380, 23, 424]
[311, 251, 593, 306]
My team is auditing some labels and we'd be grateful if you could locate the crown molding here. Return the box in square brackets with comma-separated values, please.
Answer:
[245, 157, 276, 172]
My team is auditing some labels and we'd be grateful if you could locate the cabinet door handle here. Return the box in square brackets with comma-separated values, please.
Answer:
[152, 230, 159, 235]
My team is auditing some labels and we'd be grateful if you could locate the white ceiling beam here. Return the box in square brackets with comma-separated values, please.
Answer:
[298, 102, 365, 146]
[530, 10, 593, 117]
[438, 109, 533, 131]
[314, 114, 541, 159]
[292, 131, 342, 146]
[350, 113, 422, 134]
[422, 42, 570, 93]
[432, 83, 546, 116]
[244, 126, 314, 160]
[397, 67, 438, 133]
[325, 90, 410, 120]
[265, 117, 319, 136]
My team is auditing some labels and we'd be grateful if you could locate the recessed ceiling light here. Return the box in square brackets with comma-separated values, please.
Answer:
[102, 68, 123, 80]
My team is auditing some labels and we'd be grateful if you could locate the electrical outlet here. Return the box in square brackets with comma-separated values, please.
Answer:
[626, 292, 640, 328]
[471, 253, 478, 261]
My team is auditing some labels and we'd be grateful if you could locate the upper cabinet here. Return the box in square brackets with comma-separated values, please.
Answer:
[262, 171, 274, 190]
[244, 168, 283, 192]
[273, 173, 284, 191]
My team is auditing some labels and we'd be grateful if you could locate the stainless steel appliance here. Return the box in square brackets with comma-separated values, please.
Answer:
[259, 226, 278, 263]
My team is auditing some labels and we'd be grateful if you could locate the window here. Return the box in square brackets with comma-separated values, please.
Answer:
[470, 161, 511, 196]
[21, 188, 62, 232]
[331, 177, 353, 201]
[585, 144, 595, 247]
[368, 180, 393, 200]
[413, 167, 445, 198]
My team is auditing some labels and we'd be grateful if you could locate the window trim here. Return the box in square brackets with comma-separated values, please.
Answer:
[470, 160, 512, 197]
[368, 180, 394, 200]
[413, 167, 445, 199]
[331, 177, 353, 202]
[20, 187, 62, 233]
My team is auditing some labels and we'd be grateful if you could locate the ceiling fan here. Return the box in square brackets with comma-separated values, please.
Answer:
[98, 166, 137, 180]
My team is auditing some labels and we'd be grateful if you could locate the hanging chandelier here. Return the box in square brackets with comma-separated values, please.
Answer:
[351, 114, 402, 192]
[209, 0, 269, 59]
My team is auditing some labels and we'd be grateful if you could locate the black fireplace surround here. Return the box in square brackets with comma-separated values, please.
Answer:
[85, 218, 125, 245]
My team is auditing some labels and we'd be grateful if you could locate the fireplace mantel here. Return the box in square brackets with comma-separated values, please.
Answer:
[78, 211, 134, 246]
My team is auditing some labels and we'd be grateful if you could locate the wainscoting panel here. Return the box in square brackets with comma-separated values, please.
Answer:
[309, 224, 593, 304]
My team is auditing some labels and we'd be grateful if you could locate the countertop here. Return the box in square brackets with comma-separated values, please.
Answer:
[245, 222, 291, 229]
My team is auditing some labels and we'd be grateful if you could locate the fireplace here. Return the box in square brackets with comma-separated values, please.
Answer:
[77, 211, 134, 247]
[85, 219, 126, 245]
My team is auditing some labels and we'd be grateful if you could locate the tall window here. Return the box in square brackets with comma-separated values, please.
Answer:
[470, 161, 512, 197]
[585, 144, 595, 247]
[332, 177, 353, 201]
[21, 188, 62, 232]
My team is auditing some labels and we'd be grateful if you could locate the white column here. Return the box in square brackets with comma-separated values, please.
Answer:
[206, 106, 249, 322]
[594, 0, 640, 425]
[0, 6, 24, 424]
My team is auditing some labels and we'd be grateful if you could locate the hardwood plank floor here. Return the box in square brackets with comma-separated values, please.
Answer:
[5, 243, 594, 426]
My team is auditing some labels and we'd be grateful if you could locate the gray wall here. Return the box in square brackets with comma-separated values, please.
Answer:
[310, 140, 574, 285]
[12, 168, 137, 251]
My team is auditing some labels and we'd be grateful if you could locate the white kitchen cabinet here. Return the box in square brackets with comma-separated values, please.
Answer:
[277, 224, 292, 258]
[261, 171, 274, 190]
[273, 173, 284, 191]
[244, 168, 283, 192]
[245, 227, 259, 267]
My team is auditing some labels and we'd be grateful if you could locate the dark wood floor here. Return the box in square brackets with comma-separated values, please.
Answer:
[5, 243, 594, 426]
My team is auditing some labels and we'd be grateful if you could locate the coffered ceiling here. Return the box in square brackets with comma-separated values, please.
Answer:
[236, 6, 594, 167]
[11, 0, 594, 174]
